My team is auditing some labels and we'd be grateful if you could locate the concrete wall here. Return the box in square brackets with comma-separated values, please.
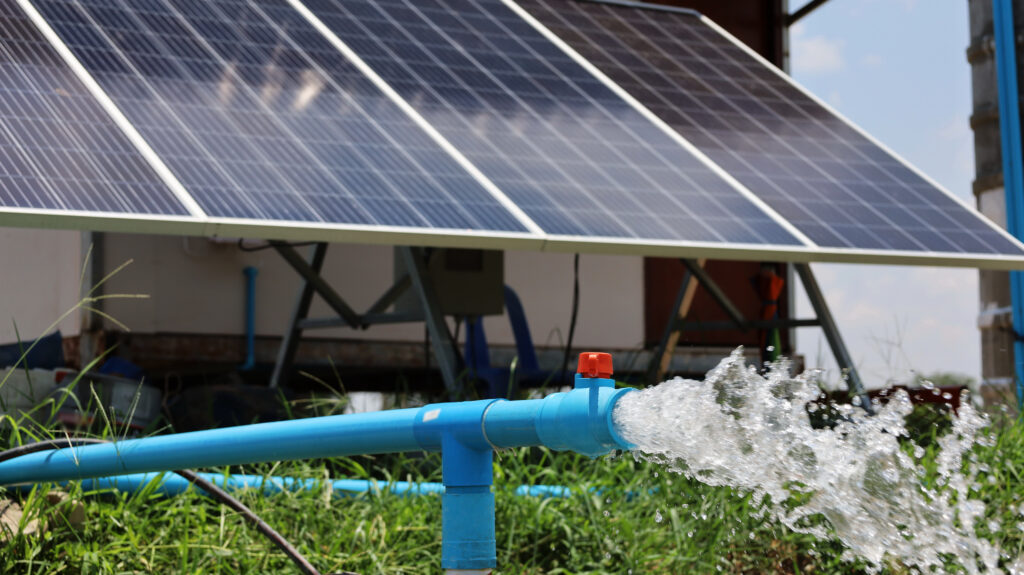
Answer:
[0, 229, 82, 343]
[99, 234, 645, 351]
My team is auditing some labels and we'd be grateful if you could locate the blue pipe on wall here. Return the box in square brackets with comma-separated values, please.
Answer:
[0, 353, 633, 571]
[240, 266, 258, 371]
[993, 0, 1024, 405]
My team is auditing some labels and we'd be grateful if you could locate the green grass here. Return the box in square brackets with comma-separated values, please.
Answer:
[0, 394, 1021, 574]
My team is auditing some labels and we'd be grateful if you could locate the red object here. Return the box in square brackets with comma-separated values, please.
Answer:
[755, 269, 786, 322]
[577, 352, 613, 379]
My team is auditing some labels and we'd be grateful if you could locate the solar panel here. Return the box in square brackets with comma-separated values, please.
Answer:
[29, 0, 532, 233]
[298, 0, 805, 247]
[0, 0, 189, 216]
[517, 0, 1024, 257]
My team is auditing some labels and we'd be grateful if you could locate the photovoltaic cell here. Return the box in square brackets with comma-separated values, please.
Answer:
[300, 0, 803, 245]
[0, 0, 186, 215]
[30, 0, 529, 232]
[520, 0, 1024, 255]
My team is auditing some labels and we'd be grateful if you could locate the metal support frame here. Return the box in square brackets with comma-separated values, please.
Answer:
[269, 243, 463, 397]
[786, 0, 830, 26]
[269, 243, 329, 389]
[648, 260, 872, 411]
[793, 264, 872, 412]
[398, 247, 462, 395]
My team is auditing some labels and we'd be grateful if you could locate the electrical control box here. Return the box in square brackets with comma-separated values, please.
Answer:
[394, 248, 504, 317]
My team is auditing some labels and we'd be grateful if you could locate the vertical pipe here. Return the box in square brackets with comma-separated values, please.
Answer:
[240, 266, 258, 371]
[440, 437, 495, 571]
[992, 0, 1024, 405]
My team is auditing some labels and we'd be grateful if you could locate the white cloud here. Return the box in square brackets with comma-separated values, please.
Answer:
[791, 31, 846, 75]
[794, 265, 980, 388]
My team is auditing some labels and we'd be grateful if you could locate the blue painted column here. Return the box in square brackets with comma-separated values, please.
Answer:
[993, 0, 1024, 405]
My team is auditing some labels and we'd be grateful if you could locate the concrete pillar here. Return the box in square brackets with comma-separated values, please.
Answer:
[969, 0, 1021, 403]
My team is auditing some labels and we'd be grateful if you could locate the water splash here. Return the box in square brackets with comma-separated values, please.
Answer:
[613, 349, 1001, 573]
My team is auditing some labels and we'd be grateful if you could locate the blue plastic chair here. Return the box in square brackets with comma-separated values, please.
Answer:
[464, 286, 559, 398]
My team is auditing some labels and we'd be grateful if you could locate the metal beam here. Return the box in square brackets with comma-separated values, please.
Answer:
[270, 243, 328, 389]
[365, 274, 411, 316]
[398, 247, 462, 397]
[271, 241, 361, 329]
[787, 0, 830, 26]
[672, 319, 820, 332]
[647, 260, 702, 384]
[794, 263, 873, 413]
[682, 259, 746, 328]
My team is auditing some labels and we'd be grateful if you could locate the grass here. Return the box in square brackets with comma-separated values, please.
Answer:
[0, 444, 863, 575]
[8, 399, 1012, 575]
[0, 363, 1020, 572]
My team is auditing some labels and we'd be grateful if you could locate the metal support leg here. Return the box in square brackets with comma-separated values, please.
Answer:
[271, 242, 361, 328]
[399, 247, 461, 397]
[681, 259, 746, 327]
[647, 260, 703, 384]
[794, 263, 873, 413]
[269, 243, 328, 389]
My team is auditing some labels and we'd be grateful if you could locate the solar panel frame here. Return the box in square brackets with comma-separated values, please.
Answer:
[513, 0, 1024, 268]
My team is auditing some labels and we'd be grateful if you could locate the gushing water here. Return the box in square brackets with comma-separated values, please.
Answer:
[613, 349, 1002, 573]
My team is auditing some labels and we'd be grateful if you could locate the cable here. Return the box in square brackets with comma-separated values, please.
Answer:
[237, 239, 319, 253]
[0, 439, 357, 575]
[559, 254, 581, 386]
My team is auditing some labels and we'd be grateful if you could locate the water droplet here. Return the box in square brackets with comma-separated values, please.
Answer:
[687, 531, 693, 538]
[654, 509, 663, 523]
[603, 510, 610, 517]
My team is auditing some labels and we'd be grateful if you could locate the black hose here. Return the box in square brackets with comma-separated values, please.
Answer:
[0, 439, 357, 575]
[559, 254, 581, 386]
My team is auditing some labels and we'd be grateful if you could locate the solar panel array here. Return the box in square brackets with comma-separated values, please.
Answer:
[519, 0, 1023, 256]
[0, 0, 1021, 266]
[32, 0, 529, 231]
[0, 0, 185, 215]
[300, 0, 800, 245]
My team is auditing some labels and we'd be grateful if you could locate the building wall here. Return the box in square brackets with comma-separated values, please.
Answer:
[0, 229, 82, 344]
[99, 234, 644, 352]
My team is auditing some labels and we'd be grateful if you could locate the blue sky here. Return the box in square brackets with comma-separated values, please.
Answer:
[788, 0, 982, 385]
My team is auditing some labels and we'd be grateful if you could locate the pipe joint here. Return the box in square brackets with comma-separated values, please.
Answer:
[534, 374, 634, 457]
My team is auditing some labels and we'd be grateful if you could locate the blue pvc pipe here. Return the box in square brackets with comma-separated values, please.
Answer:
[28, 472, 576, 499]
[993, 0, 1024, 405]
[0, 374, 634, 570]
[240, 266, 258, 371]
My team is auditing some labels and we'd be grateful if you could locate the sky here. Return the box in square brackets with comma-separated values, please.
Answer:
[787, 0, 983, 387]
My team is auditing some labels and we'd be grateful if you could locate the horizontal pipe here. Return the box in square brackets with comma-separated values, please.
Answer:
[24, 472, 576, 499]
[0, 383, 635, 486]
[0, 408, 423, 485]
